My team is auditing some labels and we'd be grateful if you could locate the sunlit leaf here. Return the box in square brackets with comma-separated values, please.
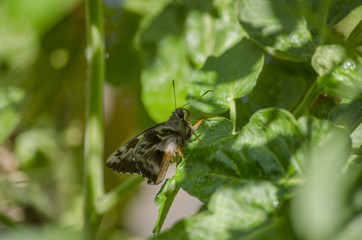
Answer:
[187, 39, 264, 113]
[153, 181, 279, 240]
[139, 5, 190, 122]
[176, 109, 302, 202]
[185, 0, 244, 69]
[153, 176, 180, 235]
[312, 45, 362, 99]
[141, 36, 190, 122]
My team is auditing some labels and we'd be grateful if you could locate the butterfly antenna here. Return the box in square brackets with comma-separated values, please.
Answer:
[181, 90, 213, 108]
[173, 80, 177, 110]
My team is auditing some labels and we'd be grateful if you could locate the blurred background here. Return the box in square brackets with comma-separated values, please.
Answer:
[0, 0, 203, 239]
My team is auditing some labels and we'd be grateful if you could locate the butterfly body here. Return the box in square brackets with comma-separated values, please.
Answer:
[106, 107, 194, 185]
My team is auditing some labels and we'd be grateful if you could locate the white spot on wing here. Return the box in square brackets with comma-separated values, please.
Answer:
[164, 139, 178, 153]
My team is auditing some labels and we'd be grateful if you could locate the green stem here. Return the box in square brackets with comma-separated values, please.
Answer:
[97, 176, 144, 215]
[83, 0, 105, 239]
[230, 99, 237, 134]
[293, 81, 320, 118]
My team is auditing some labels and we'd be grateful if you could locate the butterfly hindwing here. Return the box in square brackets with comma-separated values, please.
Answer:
[133, 124, 180, 184]
[106, 134, 143, 174]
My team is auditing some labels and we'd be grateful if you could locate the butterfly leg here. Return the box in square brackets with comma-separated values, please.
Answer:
[177, 146, 184, 160]
[189, 118, 226, 144]
[192, 119, 203, 131]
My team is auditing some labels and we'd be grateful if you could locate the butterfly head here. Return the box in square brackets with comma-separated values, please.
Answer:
[175, 107, 190, 120]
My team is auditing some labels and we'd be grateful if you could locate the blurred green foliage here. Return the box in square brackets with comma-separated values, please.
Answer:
[0, 0, 361, 239]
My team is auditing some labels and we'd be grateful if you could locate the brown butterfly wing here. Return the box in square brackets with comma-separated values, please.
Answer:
[106, 134, 143, 174]
[133, 125, 181, 184]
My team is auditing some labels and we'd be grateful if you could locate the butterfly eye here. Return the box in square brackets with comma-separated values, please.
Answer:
[177, 110, 184, 118]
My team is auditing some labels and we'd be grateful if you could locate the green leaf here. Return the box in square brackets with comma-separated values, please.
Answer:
[105, 10, 142, 86]
[177, 108, 350, 203]
[0, 87, 24, 144]
[237, 0, 315, 62]
[153, 181, 279, 240]
[324, 0, 362, 28]
[328, 101, 362, 133]
[346, 19, 362, 48]
[350, 123, 362, 148]
[158, 111, 353, 238]
[312, 44, 362, 99]
[236, 0, 360, 62]
[291, 120, 353, 240]
[176, 109, 302, 202]
[185, 0, 245, 69]
[178, 0, 213, 11]
[336, 214, 362, 240]
[3, 0, 80, 35]
[295, 116, 350, 165]
[141, 36, 190, 122]
[153, 176, 180, 235]
[187, 39, 264, 114]
[14, 128, 57, 169]
[139, 5, 190, 122]
[236, 59, 313, 128]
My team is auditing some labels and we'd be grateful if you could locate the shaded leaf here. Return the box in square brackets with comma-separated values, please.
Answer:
[324, 0, 362, 28]
[237, 0, 315, 62]
[346, 19, 362, 48]
[328, 100, 362, 133]
[236, 0, 360, 62]
[236, 59, 314, 128]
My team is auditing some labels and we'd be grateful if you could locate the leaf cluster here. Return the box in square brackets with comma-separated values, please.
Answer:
[134, 0, 362, 239]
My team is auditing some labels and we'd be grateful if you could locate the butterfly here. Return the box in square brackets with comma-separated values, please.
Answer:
[106, 83, 211, 185]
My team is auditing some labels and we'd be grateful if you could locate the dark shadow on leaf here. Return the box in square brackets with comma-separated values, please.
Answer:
[139, 4, 186, 48]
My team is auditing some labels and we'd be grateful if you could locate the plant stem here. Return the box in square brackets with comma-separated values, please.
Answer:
[83, 0, 105, 239]
[97, 176, 144, 215]
[230, 99, 237, 134]
[293, 81, 320, 118]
